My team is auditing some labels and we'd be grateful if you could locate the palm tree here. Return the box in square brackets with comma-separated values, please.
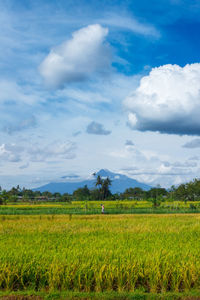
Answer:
[102, 177, 112, 199]
[95, 175, 103, 189]
[95, 174, 112, 200]
[95, 175, 103, 200]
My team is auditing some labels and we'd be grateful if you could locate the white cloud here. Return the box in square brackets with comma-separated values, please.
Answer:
[120, 162, 198, 188]
[0, 141, 76, 164]
[124, 63, 200, 135]
[28, 141, 76, 162]
[109, 140, 200, 187]
[0, 144, 23, 162]
[110, 145, 162, 165]
[157, 163, 193, 175]
[39, 24, 111, 89]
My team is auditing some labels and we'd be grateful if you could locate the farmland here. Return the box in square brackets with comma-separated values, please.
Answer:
[0, 200, 200, 215]
[0, 213, 200, 298]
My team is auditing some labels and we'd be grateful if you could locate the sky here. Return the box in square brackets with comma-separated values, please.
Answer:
[1, 0, 200, 189]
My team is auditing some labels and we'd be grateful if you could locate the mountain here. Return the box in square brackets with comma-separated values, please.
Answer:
[33, 169, 152, 194]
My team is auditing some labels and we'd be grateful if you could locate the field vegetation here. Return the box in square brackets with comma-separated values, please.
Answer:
[0, 200, 200, 215]
[0, 214, 200, 295]
[1, 177, 200, 298]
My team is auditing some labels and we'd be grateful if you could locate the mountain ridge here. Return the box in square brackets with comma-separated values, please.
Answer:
[33, 169, 152, 194]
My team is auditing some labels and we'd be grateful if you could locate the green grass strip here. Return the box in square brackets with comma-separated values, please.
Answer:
[1, 290, 200, 299]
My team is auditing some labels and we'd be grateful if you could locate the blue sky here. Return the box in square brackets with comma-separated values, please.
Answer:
[1, 0, 200, 189]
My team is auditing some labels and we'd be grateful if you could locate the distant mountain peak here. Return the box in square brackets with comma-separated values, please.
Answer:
[96, 169, 114, 177]
[33, 169, 152, 194]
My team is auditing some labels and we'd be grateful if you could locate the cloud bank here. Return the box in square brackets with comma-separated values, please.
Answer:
[39, 24, 111, 89]
[124, 63, 200, 135]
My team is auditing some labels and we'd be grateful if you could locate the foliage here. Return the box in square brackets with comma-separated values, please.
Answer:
[94, 175, 112, 200]
[121, 187, 144, 200]
[0, 190, 9, 205]
[73, 185, 90, 201]
[61, 193, 71, 202]
[148, 197, 161, 208]
[1, 178, 200, 204]
[171, 179, 200, 202]
[146, 187, 168, 199]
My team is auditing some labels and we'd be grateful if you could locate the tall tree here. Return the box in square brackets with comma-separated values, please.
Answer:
[73, 185, 90, 201]
[102, 177, 112, 199]
[0, 190, 9, 205]
[95, 175, 112, 200]
[95, 175, 103, 189]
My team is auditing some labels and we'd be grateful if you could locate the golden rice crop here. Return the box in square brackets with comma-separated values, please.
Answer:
[0, 214, 200, 293]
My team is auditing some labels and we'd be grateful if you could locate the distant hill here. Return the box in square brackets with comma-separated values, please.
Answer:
[33, 169, 152, 194]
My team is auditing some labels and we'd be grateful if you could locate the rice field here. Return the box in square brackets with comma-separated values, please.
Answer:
[0, 214, 200, 295]
[1, 200, 200, 215]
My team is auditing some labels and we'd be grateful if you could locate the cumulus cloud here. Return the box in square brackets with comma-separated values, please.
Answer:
[157, 163, 194, 176]
[111, 142, 200, 187]
[124, 63, 200, 135]
[121, 161, 197, 188]
[39, 24, 111, 89]
[183, 138, 200, 148]
[0, 141, 76, 164]
[28, 141, 76, 162]
[86, 121, 111, 135]
[0, 144, 23, 162]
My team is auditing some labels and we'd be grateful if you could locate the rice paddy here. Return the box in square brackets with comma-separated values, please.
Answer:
[1, 200, 200, 215]
[0, 214, 200, 295]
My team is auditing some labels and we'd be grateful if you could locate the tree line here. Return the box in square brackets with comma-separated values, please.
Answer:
[0, 176, 200, 204]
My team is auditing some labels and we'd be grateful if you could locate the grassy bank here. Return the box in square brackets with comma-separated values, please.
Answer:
[1, 289, 200, 299]
[0, 206, 200, 215]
